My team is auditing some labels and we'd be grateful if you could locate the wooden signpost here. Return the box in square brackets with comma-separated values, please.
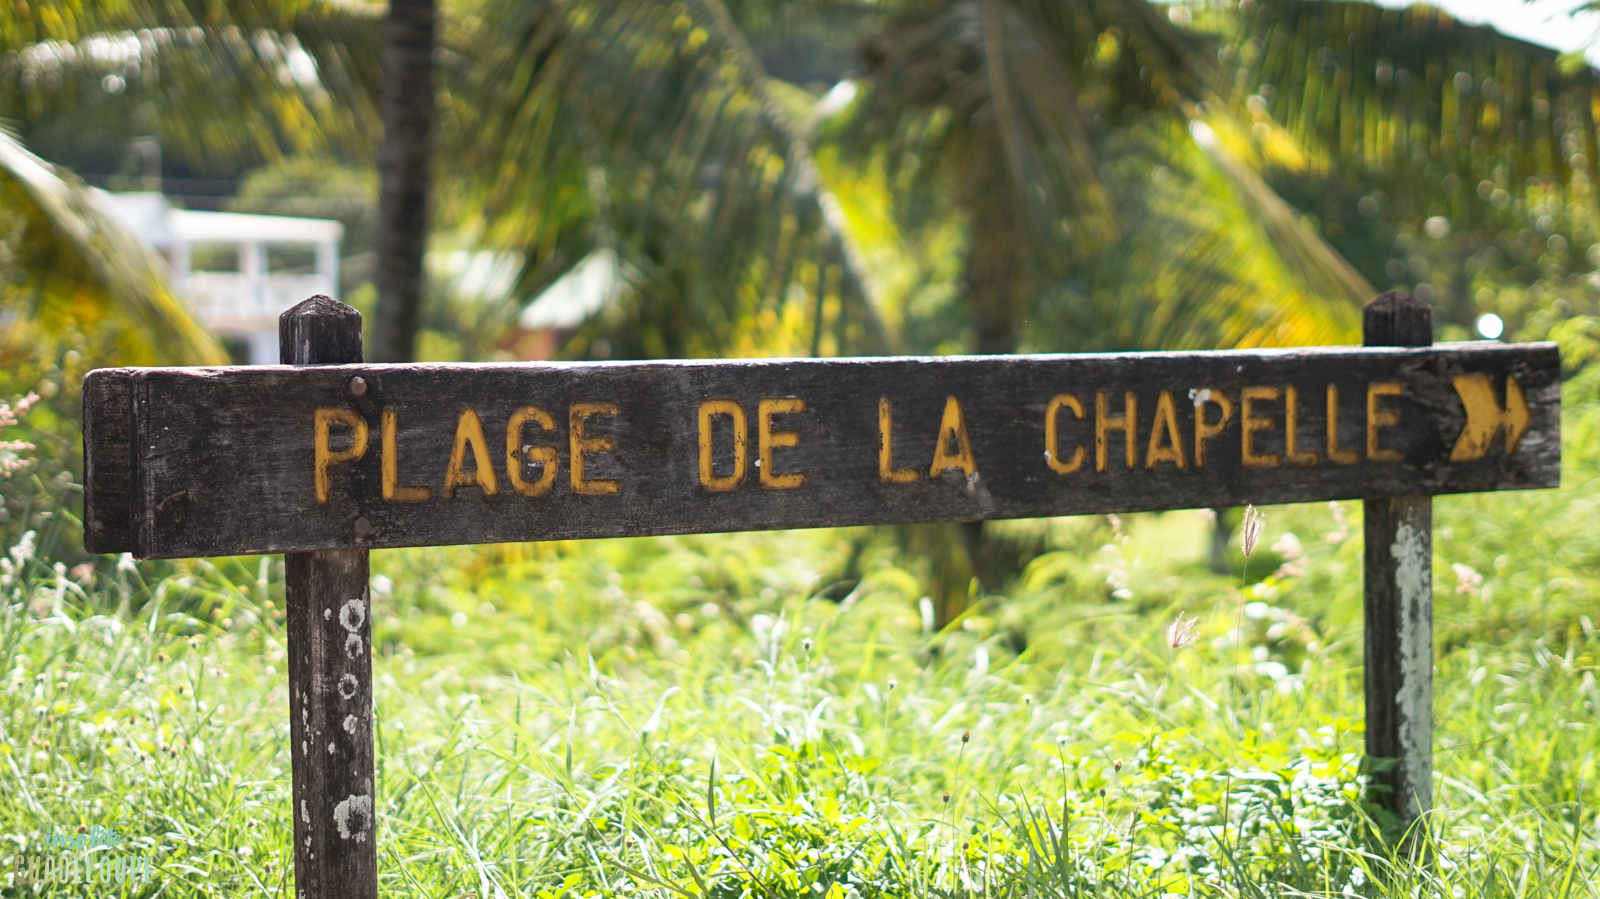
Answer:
[83, 293, 1559, 895]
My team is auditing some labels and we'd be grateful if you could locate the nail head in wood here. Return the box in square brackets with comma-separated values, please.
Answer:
[348, 376, 367, 397]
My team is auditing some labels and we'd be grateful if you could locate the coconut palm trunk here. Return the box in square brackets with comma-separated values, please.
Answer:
[964, 157, 1030, 355]
[372, 0, 436, 364]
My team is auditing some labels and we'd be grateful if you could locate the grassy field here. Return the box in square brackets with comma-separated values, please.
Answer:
[2, 369, 1599, 897]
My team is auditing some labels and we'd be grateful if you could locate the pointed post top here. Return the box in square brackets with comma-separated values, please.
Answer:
[280, 295, 363, 365]
[1363, 290, 1433, 348]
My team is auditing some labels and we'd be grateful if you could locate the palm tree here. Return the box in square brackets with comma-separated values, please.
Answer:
[837, 0, 1382, 359]
[453, 0, 887, 360]
[370, 0, 435, 364]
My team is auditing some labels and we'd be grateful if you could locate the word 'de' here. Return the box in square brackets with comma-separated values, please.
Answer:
[84, 344, 1558, 559]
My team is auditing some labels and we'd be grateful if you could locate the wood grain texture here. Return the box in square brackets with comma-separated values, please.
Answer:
[285, 549, 376, 899]
[281, 296, 376, 899]
[82, 369, 133, 554]
[1363, 495, 1433, 822]
[281, 295, 363, 367]
[1362, 290, 1435, 825]
[85, 342, 1559, 559]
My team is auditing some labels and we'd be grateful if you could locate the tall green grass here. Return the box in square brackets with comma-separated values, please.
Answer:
[1, 371, 1598, 896]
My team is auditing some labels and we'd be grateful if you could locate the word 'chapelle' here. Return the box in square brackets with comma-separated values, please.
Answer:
[312, 375, 1530, 502]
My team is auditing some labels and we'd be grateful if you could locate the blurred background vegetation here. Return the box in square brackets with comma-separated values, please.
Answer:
[9, 0, 1600, 368]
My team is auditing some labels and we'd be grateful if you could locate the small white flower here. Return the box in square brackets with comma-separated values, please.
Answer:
[1270, 532, 1302, 560]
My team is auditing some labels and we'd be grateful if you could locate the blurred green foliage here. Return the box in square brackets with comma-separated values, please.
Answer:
[6, 0, 1600, 370]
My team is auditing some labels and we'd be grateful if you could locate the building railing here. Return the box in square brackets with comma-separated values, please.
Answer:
[186, 273, 335, 333]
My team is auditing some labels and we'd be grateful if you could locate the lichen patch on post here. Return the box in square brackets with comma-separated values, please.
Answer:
[338, 673, 358, 700]
[339, 598, 366, 632]
[344, 714, 359, 734]
[1390, 514, 1434, 817]
[333, 794, 374, 842]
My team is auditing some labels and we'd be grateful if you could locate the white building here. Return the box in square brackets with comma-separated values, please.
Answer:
[508, 248, 628, 359]
[97, 192, 342, 364]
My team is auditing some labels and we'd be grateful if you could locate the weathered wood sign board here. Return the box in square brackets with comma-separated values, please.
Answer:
[85, 343, 1558, 559]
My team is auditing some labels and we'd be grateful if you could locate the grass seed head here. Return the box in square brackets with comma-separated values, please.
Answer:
[1166, 613, 1201, 650]
[1241, 505, 1266, 557]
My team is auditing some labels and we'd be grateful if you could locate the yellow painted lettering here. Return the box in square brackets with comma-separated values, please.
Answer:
[1240, 386, 1281, 468]
[443, 407, 499, 498]
[1144, 389, 1187, 469]
[878, 399, 921, 483]
[313, 408, 368, 504]
[570, 402, 622, 495]
[1094, 391, 1136, 471]
[1284, 386, 1320, 466]
[758, 398, 806, 489]
[1044, 393, 1086, 474]
[1193, 388, 1232, 467]
[930, 395, 977, 476]
[1366, 382, 1404, 462]
[506, 406, 559, 497]
[1325, 385, 1361, 464]
[698, 400, 749, 492]
[381, 408, 431, 502]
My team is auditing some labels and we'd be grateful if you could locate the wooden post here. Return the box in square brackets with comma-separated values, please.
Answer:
[1363, 290, 1434, 825]
[280, 296, 378, 898]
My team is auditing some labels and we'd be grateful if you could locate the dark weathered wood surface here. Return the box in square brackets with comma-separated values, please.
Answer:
[286, 548, 376, 898]
[1362, 291, 1436, 825]
[280, 297, 377, 899]
[83, 341, 1559, 559]
[82, 370, 132, 554]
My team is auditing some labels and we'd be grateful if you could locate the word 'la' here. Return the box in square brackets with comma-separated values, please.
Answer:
[312, 376, 1530, 501]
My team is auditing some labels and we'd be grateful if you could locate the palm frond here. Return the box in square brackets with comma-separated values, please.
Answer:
[1029, 120, 1361, 353]
[0, 0, 382, 174]
[0, 130, 226, 366]
[1226, 0, 1600, 328]
[1189, 116, 1375, 309]
[844, 0, 1211, 259]
[453, 0, 886, 359]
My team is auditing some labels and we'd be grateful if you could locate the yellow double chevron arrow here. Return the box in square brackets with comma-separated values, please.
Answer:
[1450, 374, 1531, 462]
